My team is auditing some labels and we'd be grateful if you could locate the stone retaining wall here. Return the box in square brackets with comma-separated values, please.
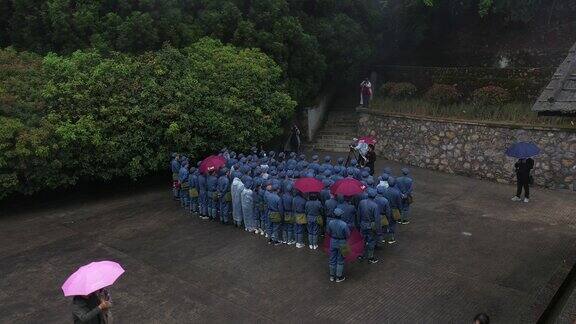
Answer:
[358, 108, 576, 191]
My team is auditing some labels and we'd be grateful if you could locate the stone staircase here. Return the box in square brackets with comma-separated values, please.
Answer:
[303, 109, 358, 152]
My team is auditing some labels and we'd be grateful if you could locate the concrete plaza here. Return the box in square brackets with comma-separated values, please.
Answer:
[1, 154, 575, 323]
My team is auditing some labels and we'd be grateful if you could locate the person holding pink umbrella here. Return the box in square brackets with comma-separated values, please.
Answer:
[62, 261, 124, 324]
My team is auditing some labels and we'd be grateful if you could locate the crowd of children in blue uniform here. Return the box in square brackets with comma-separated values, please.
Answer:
[171, 148, 414, 282]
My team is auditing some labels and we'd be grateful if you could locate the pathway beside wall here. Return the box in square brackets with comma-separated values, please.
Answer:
[358, 108, 576, 191]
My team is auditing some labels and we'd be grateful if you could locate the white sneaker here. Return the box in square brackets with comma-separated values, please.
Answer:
[309, 245, 313, 250]
[511, 196, 521, 202]
[523, 198, 529, 203]
[288, 241, 295, 245]
[265, 234, 269, 239]
[296, 243, 304, 249]
[313, 245, 318, 250]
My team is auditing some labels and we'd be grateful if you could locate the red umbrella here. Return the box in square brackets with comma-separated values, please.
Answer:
[330, 178, 366, 196]
[199, 155, 226, 174]
[293, 177, 324, 193]
[323, 228, 365, 263]
[359, 136, 377, 145]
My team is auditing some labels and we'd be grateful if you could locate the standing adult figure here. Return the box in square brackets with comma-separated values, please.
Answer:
[327, 208, 351, 283]
[360, 78, 373, 108]
[512, 158, 534, 203]
[72, 289, 112, 324]
[289, 124, 301, 154]
[366, 144, 376, 176]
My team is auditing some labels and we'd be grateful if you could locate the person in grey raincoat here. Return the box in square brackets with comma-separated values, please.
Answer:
[231, 172, 245, 228]
[327, 208, 351, 283]
[241, 177, 256, 232]
[396, 168, 414, 224]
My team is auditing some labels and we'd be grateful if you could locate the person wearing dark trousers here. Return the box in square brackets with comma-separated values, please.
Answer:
[512, 158, 534, 203]
[366, 144, 376, 176]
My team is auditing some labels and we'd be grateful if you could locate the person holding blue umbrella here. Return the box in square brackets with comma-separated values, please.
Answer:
[506, 142, 539, 203]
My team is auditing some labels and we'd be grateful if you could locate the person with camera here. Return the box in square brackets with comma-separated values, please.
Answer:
[72, 289, 112, 324]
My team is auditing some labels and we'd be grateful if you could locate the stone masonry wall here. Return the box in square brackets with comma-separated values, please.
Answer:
[358, 108, 576, 191]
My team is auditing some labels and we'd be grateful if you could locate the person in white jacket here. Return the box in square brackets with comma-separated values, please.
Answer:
[231, 172, 245, 228]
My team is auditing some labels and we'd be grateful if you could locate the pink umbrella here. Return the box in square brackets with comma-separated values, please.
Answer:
[359, 136, 377, 145]
[330, 178, 366, 196]
[323, 228, 365, 262]
[62, 261, 125, 297]
[199, 155, 226, 174]
[293, 177, 324, 193]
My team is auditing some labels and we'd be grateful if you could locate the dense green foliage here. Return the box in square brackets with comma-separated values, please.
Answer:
[472, 86, 511, 106]
[424, 84, 461, 104]
[0, 40, 295, 198]
[380, 82, 418, 99]
[0, 0, 384, 104]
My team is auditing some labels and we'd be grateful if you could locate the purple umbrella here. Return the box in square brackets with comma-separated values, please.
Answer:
[62, 261, 125, 296]
[505, 142, 540, 159]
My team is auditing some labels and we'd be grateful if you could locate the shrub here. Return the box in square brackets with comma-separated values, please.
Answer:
[424, 84, 461, 105]
[472, 85, 511, 106]
[0, 39, 296, 199]
[380, 82, 417, 99]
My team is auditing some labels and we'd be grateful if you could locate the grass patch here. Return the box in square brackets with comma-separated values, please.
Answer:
[370, 98, 576, 128]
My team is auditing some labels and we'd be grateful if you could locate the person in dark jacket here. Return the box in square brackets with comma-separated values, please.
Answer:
[72, 289, 111, 324]
[289, 125, 301, 154]
[366, 144, 376, 176]
[512, 158, 534, 203]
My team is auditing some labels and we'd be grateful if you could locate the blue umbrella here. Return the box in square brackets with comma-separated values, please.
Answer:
[505, 142, 540, 158]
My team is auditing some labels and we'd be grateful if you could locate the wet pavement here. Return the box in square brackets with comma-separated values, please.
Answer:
[1, 153, 575, 323]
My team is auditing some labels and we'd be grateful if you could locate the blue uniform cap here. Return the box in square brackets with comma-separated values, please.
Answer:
[312, 155, 319, 161]
[367, 188, 377, 198]
[337, 157, 344, 164]
[333, 208, 344, 218]
[324, 156, 331, 162]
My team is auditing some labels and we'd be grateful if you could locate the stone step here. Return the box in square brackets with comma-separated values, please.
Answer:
[302, 144, 350, 153]
[307, 140, 352, 147]
[316, 128, 356, 134]
[314, 135, 355, 141]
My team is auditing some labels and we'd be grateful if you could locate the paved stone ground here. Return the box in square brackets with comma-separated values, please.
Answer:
[1, 153, 575, 323]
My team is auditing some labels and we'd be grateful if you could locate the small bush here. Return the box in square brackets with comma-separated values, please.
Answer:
[424, 84, 461, 105]
[380, 82, 417, 99]
[472, 85, 511, 106]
